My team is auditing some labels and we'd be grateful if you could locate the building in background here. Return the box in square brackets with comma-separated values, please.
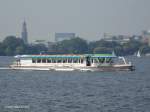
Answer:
[33, 40, 50, 48]
[103, 33, 143, 44]
[103, 33, 131, 44]
[34, 40, 46, 45]
[142, 30, 150, 46]
[130, 35, 143, 42]
[21, 21, 28, 44]
[47, 42, 56, 53]
[55, 33, 75, 42]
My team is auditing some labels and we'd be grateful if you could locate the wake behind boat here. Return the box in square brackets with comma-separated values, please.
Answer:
[9, 54, 134, 71]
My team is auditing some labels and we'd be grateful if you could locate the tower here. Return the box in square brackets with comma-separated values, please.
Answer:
[21, 21, 28, 44]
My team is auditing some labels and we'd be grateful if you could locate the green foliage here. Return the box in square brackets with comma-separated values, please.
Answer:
[0, 36, 48, 56]
[26, 44, 48, 54]
[139, 45, 150, 54]
[93, 47, 112, 54]
[122, 40, 142, 55]
[2, 36, 26, 55]
[15, 46, 25, 54]
[114, 46, 123, 56]
[0, 43, 5, 55]
[54, 37, 88, 54]
[0, 36, 150, 56]
[89, 39, 149, 56]
[88, 40, 120, 53]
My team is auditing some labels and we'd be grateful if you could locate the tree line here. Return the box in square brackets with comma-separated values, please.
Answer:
[0, 35, 150, 56]
[0, 36, 47, 56]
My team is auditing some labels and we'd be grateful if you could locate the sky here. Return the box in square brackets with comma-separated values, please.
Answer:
[0, 0, 150, 42]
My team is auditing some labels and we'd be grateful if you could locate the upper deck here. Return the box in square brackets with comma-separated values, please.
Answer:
[15, 54, 116, 59]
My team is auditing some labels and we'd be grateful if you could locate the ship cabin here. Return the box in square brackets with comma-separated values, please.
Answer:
[14, 54, 116, 67]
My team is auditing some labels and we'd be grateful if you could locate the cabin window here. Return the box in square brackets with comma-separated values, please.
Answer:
[32, 59, 36, 63]
[37, 59, 41, 63]
[81, 59, 84, 63]
[57, 59, 62, 63]
[47, 59, 51, 63]
[42, 59, 46, 63]
[68, 59, 72, 63]
[106, 58, 111, 63]
[94, 59, 99, 63]
[73, 59, 78, 63]
[52, 59, 56, 63]
[91, 59, 93, 63]
[63, 59, 67, 63]
[99, 58, 105, 63]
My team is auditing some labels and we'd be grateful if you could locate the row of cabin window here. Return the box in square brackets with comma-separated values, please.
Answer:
[32, 58, 84, 63]
[32, 58, 112, 63]
[95, 58, 112, 63]
[90, 58, 112, 63]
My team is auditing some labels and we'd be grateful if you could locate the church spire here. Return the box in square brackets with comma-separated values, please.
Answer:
[21, 20, 28, 44]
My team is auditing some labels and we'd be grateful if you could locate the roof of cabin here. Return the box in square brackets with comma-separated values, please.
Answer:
[15, 54, 116, 58]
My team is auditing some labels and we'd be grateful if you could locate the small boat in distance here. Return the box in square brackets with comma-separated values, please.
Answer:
[137, 50, 141, 58]
[10, 54, 135, 71]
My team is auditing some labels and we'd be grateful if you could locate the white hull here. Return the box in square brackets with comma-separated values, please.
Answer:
[10, 64, 134, 72]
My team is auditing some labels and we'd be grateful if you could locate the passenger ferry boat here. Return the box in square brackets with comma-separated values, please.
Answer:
[10, 54, 134, 71]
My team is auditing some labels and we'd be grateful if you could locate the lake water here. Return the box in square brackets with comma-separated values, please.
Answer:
[0, 56, 150, 112]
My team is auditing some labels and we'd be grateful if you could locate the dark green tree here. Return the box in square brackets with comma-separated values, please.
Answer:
[88, 40, 120, 54]
[2, 36, 26, 55]
[26, 44, 48, 54]
[122, 40, 142, 55]
[139, 45, 150, 54]
[93, 47, 112, 54]
[55, 37, 88, 54]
